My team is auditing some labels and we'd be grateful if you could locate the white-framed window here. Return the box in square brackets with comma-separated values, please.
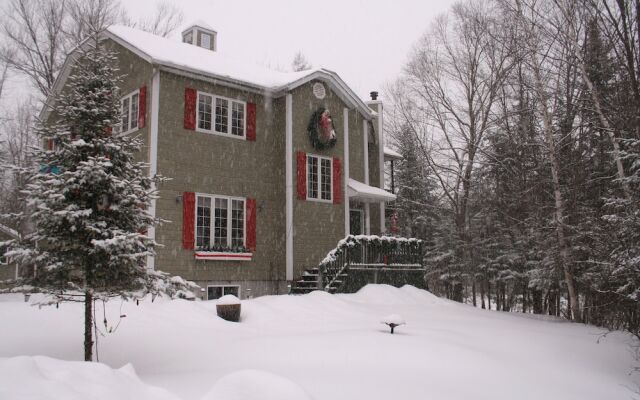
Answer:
[119, 89, 139, 134]
[197, 91, 246, 138]
[200, 32, 211, 49]
[307, 154, 333, 202]
[207, 285, 239, 300]
[196, 194, 245, 249]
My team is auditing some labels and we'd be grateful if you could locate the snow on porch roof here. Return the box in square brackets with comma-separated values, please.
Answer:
[383, 146, 402, 161]
[348, 178, 396, 203]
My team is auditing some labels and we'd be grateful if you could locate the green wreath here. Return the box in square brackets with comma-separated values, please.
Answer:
[307, 108, 337, 150]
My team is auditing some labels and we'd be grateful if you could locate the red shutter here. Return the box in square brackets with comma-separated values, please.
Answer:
[246, 102, 256, 141]
[184, 88, 197, 130]
[246, 198, 257, 251]
[182, 192, 195, 249]
[296, 151, 307, 200]
[46, 139, 54, 150]
[138, 86, 147, 128]
[333, 157, 342, 204]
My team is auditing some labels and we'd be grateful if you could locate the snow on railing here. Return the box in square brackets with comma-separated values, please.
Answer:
[318, 235, 424, 292]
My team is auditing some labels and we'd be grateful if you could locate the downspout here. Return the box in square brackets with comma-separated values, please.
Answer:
[285, 93, 293, 281]
[377, 102, 385, 233]
[147, 68, 160, 270]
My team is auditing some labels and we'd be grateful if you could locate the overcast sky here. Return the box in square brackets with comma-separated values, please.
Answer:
[1, 0, 456, 107]
[125, 0, 455, 101]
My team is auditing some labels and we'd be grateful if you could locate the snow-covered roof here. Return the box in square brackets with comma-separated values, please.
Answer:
[106, 25, 315, 89]
[347, 178, 396, 203]
[383, 146, 402, 161]
[42, 25, 375, 122]
[182, 20, 216, 33]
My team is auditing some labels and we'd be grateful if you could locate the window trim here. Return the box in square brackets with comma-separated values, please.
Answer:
[119, 89, 140, 135]
[306, 154, 333, 203]
[207, 285, 241, 300]
[195, 193, 246, 249]
[196, 91, 247, 139]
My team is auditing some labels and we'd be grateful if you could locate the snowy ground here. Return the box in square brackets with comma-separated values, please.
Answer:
[1, 285, 638, 400]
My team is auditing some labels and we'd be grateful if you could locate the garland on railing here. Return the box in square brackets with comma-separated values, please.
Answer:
[319, 235, 422, 267]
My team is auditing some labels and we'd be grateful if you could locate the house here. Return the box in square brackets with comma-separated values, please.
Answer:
[42, 23, 399, 300]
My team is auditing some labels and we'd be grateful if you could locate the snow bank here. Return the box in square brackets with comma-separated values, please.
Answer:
[0, 356, 180, 400]
[1, 285, 638, 400]
[202, 369, 312, 400]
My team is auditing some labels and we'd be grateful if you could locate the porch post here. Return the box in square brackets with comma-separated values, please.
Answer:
[344, 108, 350, 236]
[363, 117, 370, 235]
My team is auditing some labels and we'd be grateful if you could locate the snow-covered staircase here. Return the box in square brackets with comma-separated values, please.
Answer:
[290, 235, 424, 295]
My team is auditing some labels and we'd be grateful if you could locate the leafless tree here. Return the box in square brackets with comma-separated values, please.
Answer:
[0, 0, 68, 98]
[132, 1, 184, 38]
[388, 0, 514, 301]
[506, 0, 583, 321]
[65, 0, 126, 44]
[291, 51, 312, 72]
[0, 0, 185, 99]
[0, 100, 38, 234]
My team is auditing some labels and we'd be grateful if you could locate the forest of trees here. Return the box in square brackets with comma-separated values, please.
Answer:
[387, 0, 640, 337]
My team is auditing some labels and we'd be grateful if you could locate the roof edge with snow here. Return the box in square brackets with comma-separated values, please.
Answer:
[42, 26, 375, 121]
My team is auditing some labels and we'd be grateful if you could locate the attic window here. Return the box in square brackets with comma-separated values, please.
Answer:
[183, 31, 193, 44]
[201, 33, 211, 49]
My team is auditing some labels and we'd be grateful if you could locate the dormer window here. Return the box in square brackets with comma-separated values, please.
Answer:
[201, 33, 211, 50]
[181, 21, 217, 52]
[183, 31, 193, 44]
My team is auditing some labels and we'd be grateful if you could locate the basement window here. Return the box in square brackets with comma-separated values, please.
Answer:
[207, 285, 239, 300]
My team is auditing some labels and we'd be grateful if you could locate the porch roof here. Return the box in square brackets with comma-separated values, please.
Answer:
[347, 178, 396, 203]
[383, 146, 403, 161]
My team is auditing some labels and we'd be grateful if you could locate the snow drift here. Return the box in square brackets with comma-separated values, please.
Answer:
[1, 285, 638, 400]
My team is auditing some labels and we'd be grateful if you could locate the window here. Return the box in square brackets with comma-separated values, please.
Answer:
[207, 285, 239, 300]
[196, 194, 245, 250]
[215, 98, 228, 133]
[198, 94, 212, 130]
[119, 90, 139, 134]
[307, 155, 332, 202]
[197, 92, 246, 138]
[183, 31, 193, 44]
[201, 33, 211, 49]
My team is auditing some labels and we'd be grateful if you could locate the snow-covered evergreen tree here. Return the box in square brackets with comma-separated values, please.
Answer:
[2, 37, 195, 361]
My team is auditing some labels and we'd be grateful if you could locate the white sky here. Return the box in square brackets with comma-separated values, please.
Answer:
[1, 0, 456, 107]
[123, 0, 455, 100]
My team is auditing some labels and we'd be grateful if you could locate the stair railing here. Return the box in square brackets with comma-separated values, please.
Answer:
[318, 235, 424, 292]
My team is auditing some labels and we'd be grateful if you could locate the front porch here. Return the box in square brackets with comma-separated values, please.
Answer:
[291, 235, 424, 294]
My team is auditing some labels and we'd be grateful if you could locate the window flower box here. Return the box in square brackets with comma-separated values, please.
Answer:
[194, 251, 253, 261]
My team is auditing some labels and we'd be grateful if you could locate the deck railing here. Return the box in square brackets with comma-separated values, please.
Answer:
[318, 235, 424, 291]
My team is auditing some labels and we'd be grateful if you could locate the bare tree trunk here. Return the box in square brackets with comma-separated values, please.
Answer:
[84, 290, 93, 362]
[472, 278, 477, 307]
[515, 0, 582, 325]
[480, 278, 486, 309]
[555, 0, 631, 198]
